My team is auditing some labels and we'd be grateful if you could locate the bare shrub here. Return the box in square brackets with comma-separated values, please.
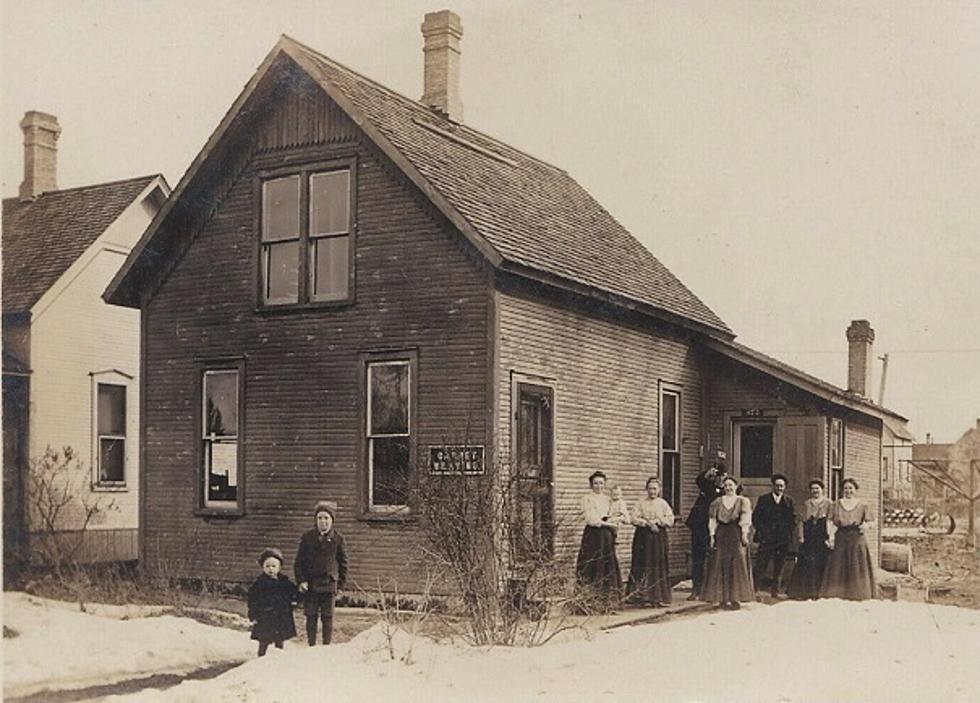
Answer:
[409, 447, 591, 647]
[26, 446, 116, 578]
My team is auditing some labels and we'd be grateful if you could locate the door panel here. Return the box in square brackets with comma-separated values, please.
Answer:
[514, 383, 554, 559]
[775, 416, 826, 506]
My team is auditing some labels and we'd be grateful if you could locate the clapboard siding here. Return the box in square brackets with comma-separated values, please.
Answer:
[495, 289, 702, 577]
[845, 418, 883, 566]
[142, 85, 489, 590]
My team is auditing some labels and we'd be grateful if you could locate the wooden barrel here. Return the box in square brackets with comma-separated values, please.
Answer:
[881, 542, 913, 574]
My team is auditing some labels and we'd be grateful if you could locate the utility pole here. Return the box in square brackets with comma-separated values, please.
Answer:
[878, 353, 889, 405]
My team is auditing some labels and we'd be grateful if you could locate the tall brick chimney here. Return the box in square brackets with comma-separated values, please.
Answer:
[19, 111, 61, 201]
[421, 10, 463, 123]
[846, 319, 875, 398]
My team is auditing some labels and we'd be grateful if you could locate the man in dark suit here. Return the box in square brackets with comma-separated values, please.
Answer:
[752, 473, 795, 597]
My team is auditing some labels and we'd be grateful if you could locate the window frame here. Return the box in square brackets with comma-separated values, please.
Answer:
[659, 382, 682, 513]
[255, 158, 357, 311]
[733, 420, 777, 482]
[90, 371, 132, 491]
[195, 357, 246, 517]
[829, 418, 844, 500]
[359, 349, 418, 520]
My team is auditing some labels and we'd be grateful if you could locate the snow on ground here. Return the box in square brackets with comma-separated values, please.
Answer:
[98, 599, 979, 703]
[3, 592, 255, 698]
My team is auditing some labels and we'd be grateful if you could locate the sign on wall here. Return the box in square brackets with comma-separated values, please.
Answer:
[429, 445, 485, 475]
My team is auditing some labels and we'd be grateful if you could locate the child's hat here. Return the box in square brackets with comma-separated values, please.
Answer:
[314, 500, 338, 519]
[258, 547, 284, 566]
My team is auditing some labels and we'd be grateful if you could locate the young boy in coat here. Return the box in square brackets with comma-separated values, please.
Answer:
[247, 547, 298, 656]
[294, 500, 348, 645]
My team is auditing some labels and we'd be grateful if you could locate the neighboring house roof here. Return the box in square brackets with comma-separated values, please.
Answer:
[883, 415, 914, 442]
[912, 443, 954, 461]
[2, 175, 159, 314]
[704, 337, 909, 423]
[105, 36, 731, 337]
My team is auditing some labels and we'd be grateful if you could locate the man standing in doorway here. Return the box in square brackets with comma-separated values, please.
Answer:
[752, 474, 795, 598]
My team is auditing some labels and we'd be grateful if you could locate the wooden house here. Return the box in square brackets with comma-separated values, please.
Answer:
[3, 112, 169, 574]
[104, 13, 905, 590]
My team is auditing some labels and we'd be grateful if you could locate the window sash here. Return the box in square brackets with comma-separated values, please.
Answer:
[262, 240, 299, 304]
[310, 234, 350, 301]
[261, 176, 301, 243]
[201, 369, 240, 507]
[367, 360, 411, 510]
[98, 436, 126, 483]
[829, 419, 844, 469]
[662, 450, 682, 511]
[309, 170, 350, 236]
[661, 390, 679, 451]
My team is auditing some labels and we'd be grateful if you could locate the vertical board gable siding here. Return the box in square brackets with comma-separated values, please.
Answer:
[495, 290, 701, 577]
[142, 88, 489, 590]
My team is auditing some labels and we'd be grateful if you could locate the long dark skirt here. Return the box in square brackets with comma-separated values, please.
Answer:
[627, 526, 672, 604]
[787, 518, 830, 600]
[576, 525, 622, 599]
[820, 527, 877, 600]
[701, 522, 755, 604]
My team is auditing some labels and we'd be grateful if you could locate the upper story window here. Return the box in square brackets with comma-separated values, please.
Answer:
[260, 164, 354, 307]
[96, 383, 127, 485]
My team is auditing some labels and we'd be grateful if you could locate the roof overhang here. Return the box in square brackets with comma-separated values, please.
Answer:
[703, 337, 909, 424]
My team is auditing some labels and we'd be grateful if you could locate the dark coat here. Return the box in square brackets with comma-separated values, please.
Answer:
[686, 470, 723, 531]
[247, 573, 298, 643]
[752, 493, 796, 547]
[294, 527, 348, 594]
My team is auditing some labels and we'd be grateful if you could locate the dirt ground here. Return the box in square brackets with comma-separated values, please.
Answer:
[886, 532, 980, 609]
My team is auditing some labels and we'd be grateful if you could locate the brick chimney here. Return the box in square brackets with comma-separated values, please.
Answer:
[846, 319, 875, 398]
[19, 111, 61, 201]
[421, 10, 463, 123]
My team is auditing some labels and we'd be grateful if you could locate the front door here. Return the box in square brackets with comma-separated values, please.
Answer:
[514, 383, 554, 559]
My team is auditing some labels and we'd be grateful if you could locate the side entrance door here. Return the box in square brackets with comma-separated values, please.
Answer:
[514, 383, 555, 559]
[774, 415, 826, 507]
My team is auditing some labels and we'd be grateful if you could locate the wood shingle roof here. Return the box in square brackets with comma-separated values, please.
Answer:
[106, 36, 731, 336]
[2, 175, 158, 314]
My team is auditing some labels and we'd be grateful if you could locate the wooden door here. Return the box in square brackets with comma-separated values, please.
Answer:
[514, 383, 554, 559]
[774, 416, 826, 507]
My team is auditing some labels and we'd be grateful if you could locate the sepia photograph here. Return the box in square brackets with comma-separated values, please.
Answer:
[2, 1, 978, 701]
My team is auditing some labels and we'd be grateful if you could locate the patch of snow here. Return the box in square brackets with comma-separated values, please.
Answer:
[3, 592, 255, 698]
[91, 599, 980, 703]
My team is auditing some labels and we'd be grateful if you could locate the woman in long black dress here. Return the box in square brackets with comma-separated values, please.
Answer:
[787, 479, 831, 600]
[575, 471, 622, 607]
[627, 477, 674, 606]
[820, 478, 877, 600]
[701, 476, 755, 610]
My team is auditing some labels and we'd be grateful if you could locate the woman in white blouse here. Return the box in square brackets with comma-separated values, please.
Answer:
[701, 476, 755, 609]
[627, 477, 675, 606]
[575, 471, 622, 606]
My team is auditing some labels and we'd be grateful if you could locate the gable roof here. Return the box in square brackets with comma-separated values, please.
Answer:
[105, 36, 731, 337]
[3, 175, 159, 314]
[704, 337, 909, 424]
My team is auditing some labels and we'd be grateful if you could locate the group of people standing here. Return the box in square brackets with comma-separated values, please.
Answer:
[575, 471, 675, 609]
[577, 465, 878, 611]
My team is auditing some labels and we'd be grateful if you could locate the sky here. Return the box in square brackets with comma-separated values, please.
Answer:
[2, 0, 978, 442]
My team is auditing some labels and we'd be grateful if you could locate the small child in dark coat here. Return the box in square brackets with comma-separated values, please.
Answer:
[247, 547, 298, 656]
